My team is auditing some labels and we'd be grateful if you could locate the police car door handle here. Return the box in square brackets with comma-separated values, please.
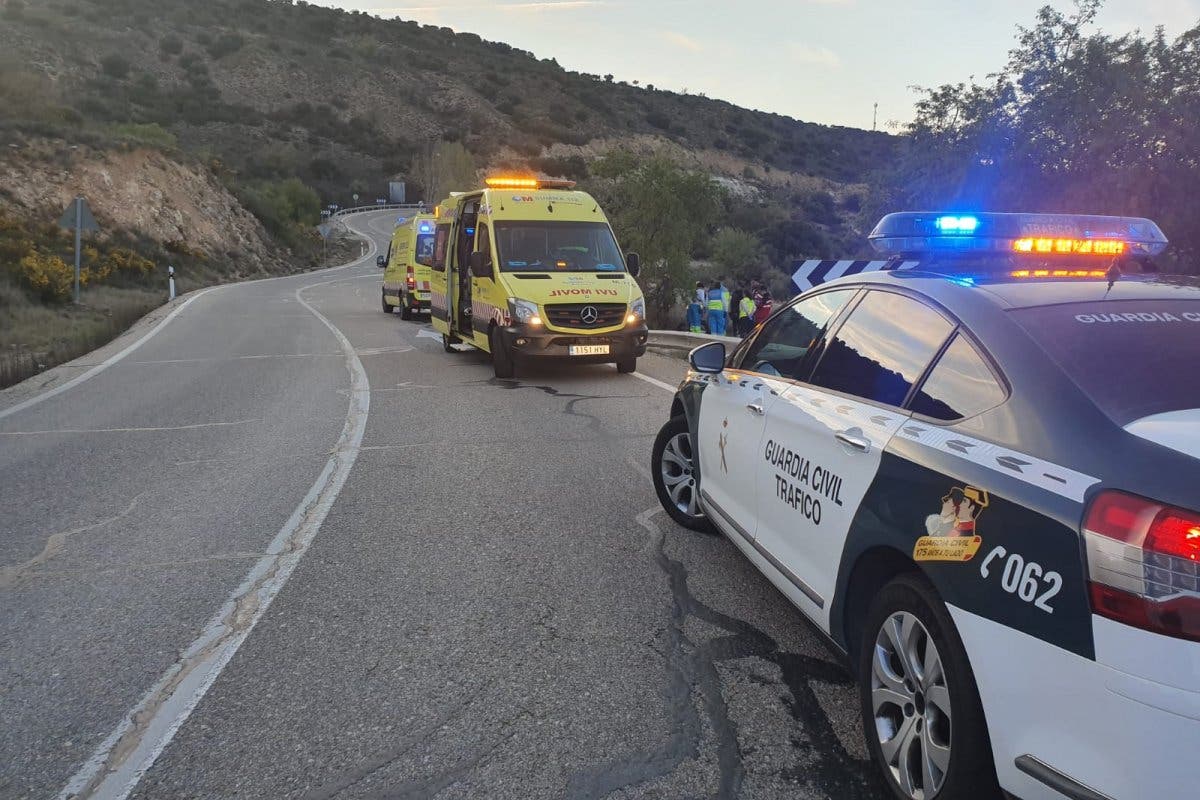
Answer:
[746, 401, 765, 416]
[835, 430, 871, 453]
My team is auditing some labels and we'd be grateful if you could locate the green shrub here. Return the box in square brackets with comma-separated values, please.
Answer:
[100, 53, 130, 79]
[160, 34, 183, 56]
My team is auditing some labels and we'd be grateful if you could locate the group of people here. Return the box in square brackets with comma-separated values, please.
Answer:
[687, 277, 774, 337]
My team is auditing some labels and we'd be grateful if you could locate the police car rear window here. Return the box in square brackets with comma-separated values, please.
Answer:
[1011, 300, 1200, 424]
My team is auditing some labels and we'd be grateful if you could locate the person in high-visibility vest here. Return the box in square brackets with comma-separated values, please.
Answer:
[706, 284, 727, 335]
[737, 292, 757, 336]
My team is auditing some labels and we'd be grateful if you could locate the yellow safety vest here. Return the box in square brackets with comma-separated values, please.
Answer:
[739, 296, 756, 317]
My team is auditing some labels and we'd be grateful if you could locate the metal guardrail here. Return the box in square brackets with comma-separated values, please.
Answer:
[331, 204, 427, 218]
[646, 330, 741, 357]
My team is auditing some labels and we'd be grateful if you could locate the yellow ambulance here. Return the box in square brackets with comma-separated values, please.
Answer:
[380, 213, 436, 320]
[428, 177, 648, 378]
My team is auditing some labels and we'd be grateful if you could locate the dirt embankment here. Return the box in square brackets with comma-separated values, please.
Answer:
[0, 140, 285, 273]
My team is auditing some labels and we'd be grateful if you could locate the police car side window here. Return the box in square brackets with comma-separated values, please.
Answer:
[909, 334, 1006, 421]
[808, 291, 953, 407]
[738, 290, 854, 380]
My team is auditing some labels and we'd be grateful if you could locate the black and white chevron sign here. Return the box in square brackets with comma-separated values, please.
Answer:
[791, 259, 920, 292]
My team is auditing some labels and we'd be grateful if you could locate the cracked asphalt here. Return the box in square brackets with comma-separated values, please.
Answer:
[0, 211, 887, 800]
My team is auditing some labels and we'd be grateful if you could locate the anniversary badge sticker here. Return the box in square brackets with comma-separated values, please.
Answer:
[913, 486, 989, 562]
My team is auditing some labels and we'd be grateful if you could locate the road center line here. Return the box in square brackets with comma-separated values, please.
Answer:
[57, 231, 379, 800]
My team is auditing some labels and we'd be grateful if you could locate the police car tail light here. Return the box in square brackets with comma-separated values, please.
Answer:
[406, 265, 416, 289]
[1084, 490, 1200, 642]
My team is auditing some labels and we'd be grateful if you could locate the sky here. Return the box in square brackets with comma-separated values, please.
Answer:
[315, 0, 1200, 131]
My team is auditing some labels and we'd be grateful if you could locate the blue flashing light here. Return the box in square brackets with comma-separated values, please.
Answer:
[868, 212, 1169, 258]
[418, 222, 433, 234]
[935, 215, 979, 233]
[465, 227, 475, 235]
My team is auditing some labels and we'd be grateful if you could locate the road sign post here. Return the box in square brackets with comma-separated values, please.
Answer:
[57, 196, 99, 304]
[168, 265, 176, 301]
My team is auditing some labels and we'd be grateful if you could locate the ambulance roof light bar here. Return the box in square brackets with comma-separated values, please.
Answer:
[483, 176, 577, 190]
[869, 212, 1168, 258]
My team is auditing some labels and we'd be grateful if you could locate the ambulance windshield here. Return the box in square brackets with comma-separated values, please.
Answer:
[494, 221, 626, 272]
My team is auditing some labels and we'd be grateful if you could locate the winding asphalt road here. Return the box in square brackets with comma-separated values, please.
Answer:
[1, 211, 886, 800]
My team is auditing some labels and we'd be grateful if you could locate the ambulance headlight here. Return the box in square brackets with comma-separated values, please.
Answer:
[508, 298, 541, 326]
[629, 298, 645, 321]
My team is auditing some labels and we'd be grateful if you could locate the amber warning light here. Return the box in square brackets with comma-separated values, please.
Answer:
[484, 177, 577, 190]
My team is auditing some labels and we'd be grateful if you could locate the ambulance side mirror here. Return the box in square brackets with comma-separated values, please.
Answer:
[688, 341, 725, 374]
[625, 251, 641, 278]
[469, 250, 492, 279]
[376, 255, 386, 269]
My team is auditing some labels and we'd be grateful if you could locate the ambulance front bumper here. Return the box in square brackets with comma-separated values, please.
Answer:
[499, 323, 649, 360]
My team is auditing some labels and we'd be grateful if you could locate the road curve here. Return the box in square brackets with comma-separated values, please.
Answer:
[1, 211, 886, 800]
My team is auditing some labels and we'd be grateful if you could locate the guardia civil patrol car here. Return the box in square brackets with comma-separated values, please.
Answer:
[651, 212, 1199, 800]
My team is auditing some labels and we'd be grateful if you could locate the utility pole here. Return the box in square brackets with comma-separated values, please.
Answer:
[873, 102, 879, 132]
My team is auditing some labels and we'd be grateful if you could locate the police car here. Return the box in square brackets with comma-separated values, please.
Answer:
[650, 212, 1198, 800]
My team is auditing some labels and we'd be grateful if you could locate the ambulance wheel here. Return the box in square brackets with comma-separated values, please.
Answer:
[442, 334, 458, 353]
[616, 357, 637, 374]
[490, 328, 516, 379]
[381, 290, 393, 314]
[651, 415, 713, 533]
[400, 296, 413, 320]
[858, 575, 999, 800]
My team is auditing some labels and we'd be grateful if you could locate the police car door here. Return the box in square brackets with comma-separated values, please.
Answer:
[756, 290, 955, 626]
[699, 289, 858, 542]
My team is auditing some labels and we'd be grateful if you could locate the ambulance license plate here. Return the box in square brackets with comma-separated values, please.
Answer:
[569, 344, 610, 356]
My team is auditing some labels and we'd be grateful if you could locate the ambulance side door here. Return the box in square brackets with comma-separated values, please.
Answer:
[755, 289, 955, 629]
[470, 221, 498, 347]
[429, 222, 452, 330]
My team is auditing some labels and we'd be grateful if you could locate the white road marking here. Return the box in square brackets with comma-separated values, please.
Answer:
[0, 210, 389, 423]
[57, 226, 380, 800]
[629, 372, 676, 394]
[415, 328, 443, 341]
[0, 287, 219, 422]
[0, 420, 260, 436]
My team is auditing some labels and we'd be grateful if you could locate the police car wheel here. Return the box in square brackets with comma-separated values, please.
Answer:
[490, 328, 515, 379]
[859, 575, 999, 800]
[400, 295, 413, 320]
[651, 416, 713, 533]
[616, 357, 636, 373]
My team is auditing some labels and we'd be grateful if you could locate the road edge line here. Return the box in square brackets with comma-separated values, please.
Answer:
[0, 211, 383, 422]
[56, 251, 377, 800]
[630, 371, 677, 394]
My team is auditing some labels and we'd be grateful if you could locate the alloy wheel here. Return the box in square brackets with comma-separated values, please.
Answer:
[871, 611, 952, 799]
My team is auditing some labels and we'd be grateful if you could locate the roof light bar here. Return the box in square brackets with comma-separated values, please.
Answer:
[869, 212, 1168, 258]
[483, 177, 578, 190]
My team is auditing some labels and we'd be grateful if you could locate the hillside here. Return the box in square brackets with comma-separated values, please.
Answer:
[0, 0, 894, 204]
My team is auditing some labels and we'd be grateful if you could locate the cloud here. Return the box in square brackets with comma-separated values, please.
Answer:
[660, 31, 702, 52]
[787, 43, 840, 67]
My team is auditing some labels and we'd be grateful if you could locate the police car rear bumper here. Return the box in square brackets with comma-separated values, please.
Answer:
[499, 323, 649, 360]
[951, 605, 1199, 800]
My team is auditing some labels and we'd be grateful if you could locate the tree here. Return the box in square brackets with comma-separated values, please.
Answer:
[878, 1, 1200, 271]
[710, 228, 765, 283]
[587, 153, 721, 324]
[410, 140, 477, 205]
